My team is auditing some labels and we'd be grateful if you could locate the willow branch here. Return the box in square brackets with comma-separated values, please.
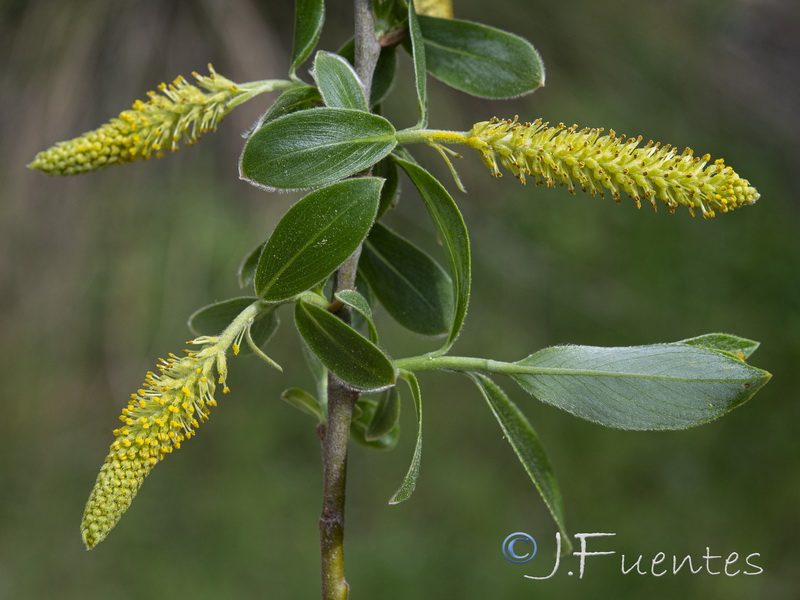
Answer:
[318, 3, 382, 599]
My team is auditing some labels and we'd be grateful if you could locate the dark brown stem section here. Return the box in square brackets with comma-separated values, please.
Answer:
[318, 3, 381, 599]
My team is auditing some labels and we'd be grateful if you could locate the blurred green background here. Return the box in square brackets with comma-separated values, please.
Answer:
[2, 0, 798, 598]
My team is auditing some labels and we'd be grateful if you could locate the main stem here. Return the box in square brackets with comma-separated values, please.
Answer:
[319, 374, 358, 600]
[318, 2, 381, 600]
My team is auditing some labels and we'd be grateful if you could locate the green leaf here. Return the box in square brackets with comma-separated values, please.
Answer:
[188, 297, 278, 355]
[290, 0, 325, 78]
[255, 178, 383, 301]
[238, 242, 264, 289]
[335, 289, 373, 321]
[374, 156, 400, 218]
[407, 0, 428, 127]
[680, 333, 760, 360]
[366, 386, 401, 441]
[351, 397, 401, 450]
[396, 158, 470, 352]
[313, 51, 368, 111]
[468, 373, 571, 555]
[352, 272, 375, 333]
[335, 289, 379, 343]
[295, 300, 397, 391]
[281, 387, 324, 421]
[302, 338, 328, 391]
[371, 45, 399, 106]
[257, 86, 321, 128]
[240, 108, 397, 190]
[389, 371, 423, 504]
[335, 41, 398, 106]
[360, 222, 453, 336]
[417, 15, 544, 98]
[508, 342, 771, 430]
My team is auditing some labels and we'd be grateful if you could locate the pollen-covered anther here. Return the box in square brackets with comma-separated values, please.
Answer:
[468, 117, 760, 216]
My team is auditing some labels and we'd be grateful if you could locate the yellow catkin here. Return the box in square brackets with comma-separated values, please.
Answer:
[80, 336, 228, 550]
[29, 65, 244, 175]
[415, 0, 454, 18]
[469, 117, 760, 218]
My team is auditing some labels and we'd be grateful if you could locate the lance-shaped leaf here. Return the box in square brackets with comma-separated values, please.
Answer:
[508, 342, 771, 430]
[255, 178, 382, 301]
[334, 41, 398, 107]
[335, 289, 379, 343]
[407, 0, 428, 127]
[240, 108, 396, 190]
[238, 242, 264, 289]
[417, 16, 544, 98]
[360, 222, 453, 336]
[468, 373, 571, 554]
[281, 387, 325, 421]
[374, 156, 400, 218]
[396, 158, 470, 352]
[313, 51, 368, 111]
[366, 386, 401, 441]
[295, 300, 397, 391]
[389, 371, 423, 504]
[302, 337, 328, 392]
[290, 0, 325, 77]
[370, 46, 399, 106]
[350, 394, 401, 450]
[188, 297, 278, 355]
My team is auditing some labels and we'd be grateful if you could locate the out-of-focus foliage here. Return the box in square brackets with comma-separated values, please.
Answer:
[2, 0, 799, 599]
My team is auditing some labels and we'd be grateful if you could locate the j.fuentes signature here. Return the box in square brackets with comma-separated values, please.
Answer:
[502, 532, 763, 579]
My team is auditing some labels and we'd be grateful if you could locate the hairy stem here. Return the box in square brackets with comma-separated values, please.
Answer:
[318, 3, 381, 599]
[354, 0, 381, 106]
[394, 128, 475, 147]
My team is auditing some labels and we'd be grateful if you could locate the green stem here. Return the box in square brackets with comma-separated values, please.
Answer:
[394, 128, 478, 148]
[217, 299, 270, 348]
[395, 355, 508, 374]
[227, 79, 299, 110]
